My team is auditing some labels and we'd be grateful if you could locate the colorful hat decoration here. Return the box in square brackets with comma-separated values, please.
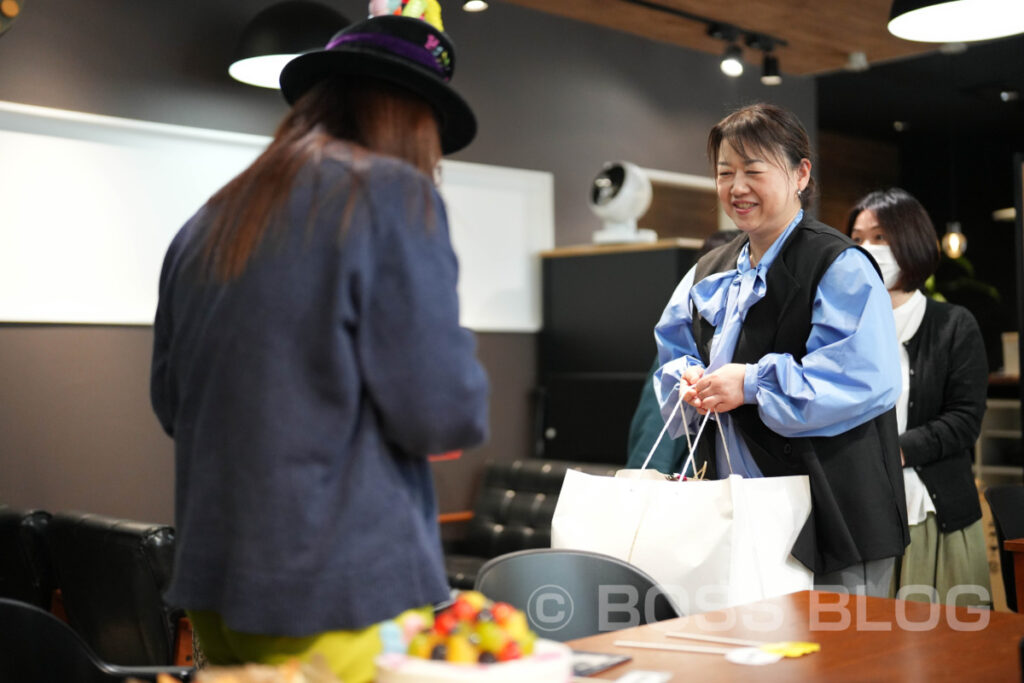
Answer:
[279, 7, 475, 154]
[369, 0, 444, 30]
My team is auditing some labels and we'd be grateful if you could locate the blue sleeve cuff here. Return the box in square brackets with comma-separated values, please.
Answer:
[743, 363, 758, 404]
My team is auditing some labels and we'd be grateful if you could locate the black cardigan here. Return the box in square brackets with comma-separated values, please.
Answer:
[901, 298, 988, 533]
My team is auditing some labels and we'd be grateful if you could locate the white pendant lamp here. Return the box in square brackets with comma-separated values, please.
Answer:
[229, 1, 349, 89]
[888, 0, 1024, 43]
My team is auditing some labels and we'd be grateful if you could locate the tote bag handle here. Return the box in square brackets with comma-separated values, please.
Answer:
[640, 381, 734, 479]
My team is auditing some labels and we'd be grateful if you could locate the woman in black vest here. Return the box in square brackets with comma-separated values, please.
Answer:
[846, 188, 990, 607]
[652, 104, 909, 596]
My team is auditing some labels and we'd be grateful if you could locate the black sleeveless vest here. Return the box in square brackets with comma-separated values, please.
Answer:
[690, 218, 909, 573]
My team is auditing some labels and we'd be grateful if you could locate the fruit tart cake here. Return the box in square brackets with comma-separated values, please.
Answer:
[374, 590, 572, 682]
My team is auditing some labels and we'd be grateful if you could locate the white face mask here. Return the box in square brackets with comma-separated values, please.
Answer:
[861, 243, 901, 290]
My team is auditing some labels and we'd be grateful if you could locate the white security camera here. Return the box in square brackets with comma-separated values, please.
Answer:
[590, 161, 657, 244]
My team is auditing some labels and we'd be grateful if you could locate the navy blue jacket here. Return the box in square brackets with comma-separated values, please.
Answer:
[151, 151, 489, 636]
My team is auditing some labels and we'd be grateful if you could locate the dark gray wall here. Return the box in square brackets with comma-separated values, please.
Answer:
[0, 1, 815, 524]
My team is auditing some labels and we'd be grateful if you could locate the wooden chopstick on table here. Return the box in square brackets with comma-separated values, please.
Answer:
[612, 640, 736, 655]
[613, 630, 787, 655]
[665, 631, 768, 647]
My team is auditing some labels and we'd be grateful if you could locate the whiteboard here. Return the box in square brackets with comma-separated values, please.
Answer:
[0, 101, 552, 332]
[439, 160, 552, 332]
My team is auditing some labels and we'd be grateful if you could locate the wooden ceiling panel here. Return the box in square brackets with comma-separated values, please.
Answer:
[501, 0, 938, 75]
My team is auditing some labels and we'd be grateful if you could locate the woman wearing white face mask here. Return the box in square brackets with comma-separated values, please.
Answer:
[846, 188, 991, 608]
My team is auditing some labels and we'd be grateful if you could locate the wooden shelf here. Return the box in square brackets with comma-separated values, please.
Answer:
[540, 238, 703, 258]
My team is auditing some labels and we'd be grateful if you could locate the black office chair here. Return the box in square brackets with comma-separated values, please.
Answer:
[0, 597, 193, 682]
[984, 485, 1024, 612]
[0, 506, 54, 609]
[473, 548, 682, 642]
[47, 511, 185, 666]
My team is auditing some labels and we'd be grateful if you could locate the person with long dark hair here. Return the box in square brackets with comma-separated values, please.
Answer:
[150, 13, 488, 681]
[653, 103, 909, 597]
[846, 188, 990, 607]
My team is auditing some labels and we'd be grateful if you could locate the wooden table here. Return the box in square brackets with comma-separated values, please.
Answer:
[567, 590, 1024, 681]
[1008, 538, 1024, 609]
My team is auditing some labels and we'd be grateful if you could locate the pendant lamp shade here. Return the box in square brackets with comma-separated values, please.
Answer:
[888, 0, 1024, 43]
[230, 1, 349, 89]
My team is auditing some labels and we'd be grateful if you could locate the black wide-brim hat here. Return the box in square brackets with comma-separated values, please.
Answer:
[279, 15, 476, 154]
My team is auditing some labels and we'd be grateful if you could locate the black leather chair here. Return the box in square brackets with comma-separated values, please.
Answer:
[984, 484, 1024, 612]
[0, 597, 192, 682]
[0, 506, 54, 610]
[47, 511, 185, 666]
[473, 548, 682, 642]
[444, 459, 618, 590]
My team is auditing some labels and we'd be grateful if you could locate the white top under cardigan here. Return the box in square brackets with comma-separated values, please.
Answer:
[893, 290, 937, 525]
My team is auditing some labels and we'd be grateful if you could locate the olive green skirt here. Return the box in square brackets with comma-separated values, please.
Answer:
[893, 513, 992, 609]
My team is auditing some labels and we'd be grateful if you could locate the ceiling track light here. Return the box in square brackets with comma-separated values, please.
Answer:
[706, 22, 740, 44]
[845, 51, 870, 72]
[705, 21, 787, 81]
[720, 44, 744, 77]
[621, 2, 787, 81]
[462, 0, 489, 10]
[744, 32, 777, 53]
[761, 54, 782, 86]
[888, 0, 1024, 42]
[743, 32, 783, 84]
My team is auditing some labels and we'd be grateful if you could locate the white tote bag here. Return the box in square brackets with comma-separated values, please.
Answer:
[550, 410, 813, 613]
[551, 469, 812, 613]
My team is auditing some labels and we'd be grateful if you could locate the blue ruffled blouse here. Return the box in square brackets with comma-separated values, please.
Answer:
[652, 211, 901, 477]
